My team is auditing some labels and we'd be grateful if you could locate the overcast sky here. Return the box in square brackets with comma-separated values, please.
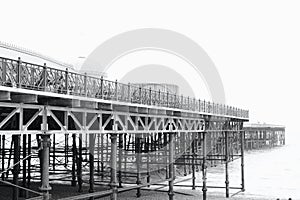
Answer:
[0, 0, 299, 143]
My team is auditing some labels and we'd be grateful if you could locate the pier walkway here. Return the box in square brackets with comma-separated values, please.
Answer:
[0, 56, 249, 200]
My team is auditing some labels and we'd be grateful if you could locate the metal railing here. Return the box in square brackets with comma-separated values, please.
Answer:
[0, 56, 249, 119]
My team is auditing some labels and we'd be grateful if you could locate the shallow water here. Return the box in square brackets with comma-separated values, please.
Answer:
[188, 144, 300, 199]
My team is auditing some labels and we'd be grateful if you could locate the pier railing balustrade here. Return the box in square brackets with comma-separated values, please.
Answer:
[0, 56, 249, 119]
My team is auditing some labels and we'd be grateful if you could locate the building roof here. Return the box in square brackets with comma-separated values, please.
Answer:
[244, 122, 285, 129]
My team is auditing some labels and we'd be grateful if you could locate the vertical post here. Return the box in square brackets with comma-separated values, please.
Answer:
[136, 134, 141, 197]
[89, 134, 95, 197]
[241, 128, 245, 191]
[2, 135, 5, 180]
[27, 134, 31, 190]
[139, 87, 142, 104]
[39, 106, 51, 200]
[168, 126, 175, 200]
[39, 134, 51, 200]
[12, 134, 20, 200]
[225, 127, 230, 198]
[146, 134, 150, 186]
[77, 134, 83, 192]
[192, 133, 196, 190]
[52, 134, 56, 171]
[65, 68, 69, 94]
[17, 57, 22, 88]
[43, 63, 47, 92]
[64, 112, 69, 167]
[97, 134, 100, 173]
[101, 134, 104, 180]
[22, 134, 28, 198]
[167, 91, 169, 107]
[100, 76, 104, 98]
[84, 73, 87, 97]
[71, 134, 76, 186]
[110, 131, 118, 200]
[202, 132, 207, 200]
[127, 83, 131, 102]
[2, 58, 7, 84]
[115, 79, 118, 101]
[118, 133, 123, 188]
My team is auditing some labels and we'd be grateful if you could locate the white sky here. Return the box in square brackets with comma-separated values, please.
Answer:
[0, 0, 299, 143]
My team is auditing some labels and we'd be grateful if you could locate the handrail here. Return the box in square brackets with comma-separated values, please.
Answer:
[0, 56, 249, 119]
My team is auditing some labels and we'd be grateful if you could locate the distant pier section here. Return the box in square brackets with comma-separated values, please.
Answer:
[243, 123, 285, 150]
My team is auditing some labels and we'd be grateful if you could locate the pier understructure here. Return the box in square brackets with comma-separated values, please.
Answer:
[0, 57, 249, 200]
[244, 123, 285, 150]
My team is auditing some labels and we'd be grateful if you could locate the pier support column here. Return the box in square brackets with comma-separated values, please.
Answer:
[22, 134, 28, 198]
[2, 135, 5, 180]
[168, 130, 175, 200]
[118, 133, 123, 188]
[110, 132, 118, 200]
[202, 132, 207, 200]
[77, 134, 83, 193]
[89, 133, 95, 196]
[39, 134, 52, 200]
[27, 134, 31, 192]
[225, 130, 230, 198]
[192, 133, 196, 190]
[136, 134, 142, 198]
[71, 134, 77, 186]
[12, 134, 20, 200]
[241, 129, 245, 191]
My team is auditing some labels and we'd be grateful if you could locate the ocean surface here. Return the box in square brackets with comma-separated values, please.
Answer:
[186, 143, 300, 199]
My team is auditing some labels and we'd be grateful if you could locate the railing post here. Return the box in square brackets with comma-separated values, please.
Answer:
[167, 91, 169, 107]
[168, 125, 175, 200]
[149, 88, 152, 105]
[1, 58, 6, 84]
[203, 100, 206, 112]
[17, 57, 22, 88]
[139, 87, 142, 104]
[127, 83, 131, 102]
[158, 90, 161, 106]
[199, 99, 201, 112]
[65, 68, 69, 94]
[100, 76, 104, 98]
[43, 63, 47, 92]
[187, 97, 189, 110]
[181, 95, 183, 109]
[202, 131, 207, 200]
[84, 73, 87, 97]
[115, 79, 118, 101]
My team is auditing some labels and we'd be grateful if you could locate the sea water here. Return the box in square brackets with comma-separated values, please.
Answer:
[193, 144, 300, 199]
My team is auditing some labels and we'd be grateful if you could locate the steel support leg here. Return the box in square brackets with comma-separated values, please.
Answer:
[2, 135, 5, 180]
[225, 130, 229, 198]
[39, 134, 52, 200]
[202, 132, 207, 200]
[77, 134, 83, 193]
[12, 134, 20, 200]
[192, 133, 196, 190]
[71, 134, 76, 186]
[118, 133, 123, 188]
[89, 134, 95, 196]
[168, 131, 175, 200]
[27, 134, 31, 190]
[22, 134, 28, 198]
[110, 133, 118, 200]
[136, 134, 141, 198]
[241, 130, 245, 191]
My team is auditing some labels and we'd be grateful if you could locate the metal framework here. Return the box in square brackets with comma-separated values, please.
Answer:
[0, 56, 249, 200]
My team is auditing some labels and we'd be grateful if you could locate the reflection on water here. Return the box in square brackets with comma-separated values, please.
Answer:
[191, 144, 300, 199]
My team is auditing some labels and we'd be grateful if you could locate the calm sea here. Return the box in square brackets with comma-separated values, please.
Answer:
[190, 143, 300, 199]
